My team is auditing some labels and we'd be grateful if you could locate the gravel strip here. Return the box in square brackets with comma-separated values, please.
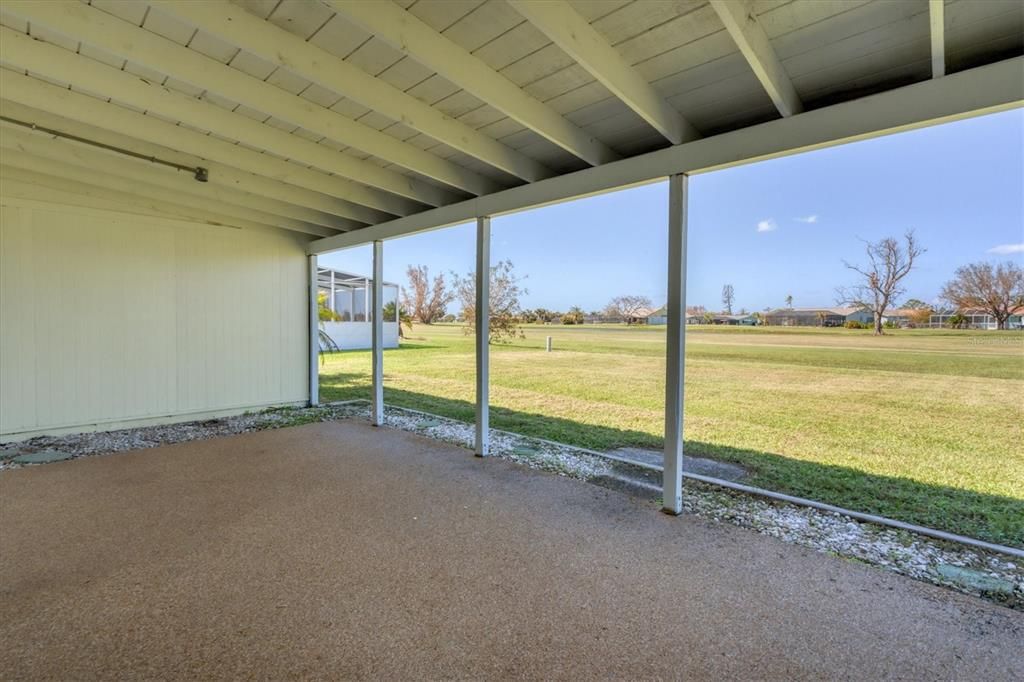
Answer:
[3, 401, 1021, 607]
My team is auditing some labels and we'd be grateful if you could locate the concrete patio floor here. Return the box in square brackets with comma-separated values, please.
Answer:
[1, 420, 1020, 680]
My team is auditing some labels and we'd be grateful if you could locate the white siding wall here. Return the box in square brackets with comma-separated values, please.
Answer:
[0, 195, 310, 439]
[320, 321, 400, 350]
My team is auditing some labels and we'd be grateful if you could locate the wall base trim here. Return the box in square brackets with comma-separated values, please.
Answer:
[0, 400, 307, 443]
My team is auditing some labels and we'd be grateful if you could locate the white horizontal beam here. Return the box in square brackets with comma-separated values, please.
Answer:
[0, 26, 453, 210]
[0, 166, 292, 237]
[930, 0, 946, 78]
[3, 0, 495, 197]
[710, 0, 803, 118]
[0, 100, 361, 230]
[0, 124, 346, 236]
[507, 0, 698, 145]
[0, 43, 419, 218]
[309, 56, 1023, 253]
[151, 0, 552, 184]
[0, 75, 399, 222]
[0, 148, 337, 238]
[326, 0, 620, 167]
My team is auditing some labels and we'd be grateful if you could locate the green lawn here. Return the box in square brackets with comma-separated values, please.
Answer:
[320, 323, 1024, 547]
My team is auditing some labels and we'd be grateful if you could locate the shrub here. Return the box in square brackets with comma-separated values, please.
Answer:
[946, 313, 967, 329]
[844, 320, 867, 329]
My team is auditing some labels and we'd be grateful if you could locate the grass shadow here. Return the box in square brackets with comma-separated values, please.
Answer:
[320, 379, 1022, 547]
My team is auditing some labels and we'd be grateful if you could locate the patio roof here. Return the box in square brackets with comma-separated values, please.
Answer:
[0, 1, 1019, 247]
[317, 266, 398, 290]
[2, 420, 1020, 678]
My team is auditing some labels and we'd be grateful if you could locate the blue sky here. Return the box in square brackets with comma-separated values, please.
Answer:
[320, 109, 1023, 313]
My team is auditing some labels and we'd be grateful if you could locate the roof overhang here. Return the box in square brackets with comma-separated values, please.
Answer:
[0, 1, 1019, 251]
[309, 55, 1023, 253]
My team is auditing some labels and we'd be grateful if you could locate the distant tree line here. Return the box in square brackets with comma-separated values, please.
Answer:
[397, 233, 1022, 340]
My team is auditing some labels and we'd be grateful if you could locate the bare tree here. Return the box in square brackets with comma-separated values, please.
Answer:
[940, 261, 1023, 330]
[402, 265, 454, 324]
[453, 260, 527, 343]
[836, 230, 924, 335]
[721, 284, 734, 314]
[606, 295, 653, 324]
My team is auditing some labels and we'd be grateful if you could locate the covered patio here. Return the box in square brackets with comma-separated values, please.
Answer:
[1, 0, 1020, 503]
[1, 0, 1022, 676]
[2, 420, 1020, 678]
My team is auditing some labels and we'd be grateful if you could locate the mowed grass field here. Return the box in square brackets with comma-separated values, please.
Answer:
[320, 324, 1024, 546]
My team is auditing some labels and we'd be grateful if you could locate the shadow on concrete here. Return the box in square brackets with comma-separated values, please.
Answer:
[317, 376, 1023, 548]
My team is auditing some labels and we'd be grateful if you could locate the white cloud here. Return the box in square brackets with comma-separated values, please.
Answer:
[987, 243, 1024, 255]
[796, 215, 819, 224]
[756, 219, 777, 233]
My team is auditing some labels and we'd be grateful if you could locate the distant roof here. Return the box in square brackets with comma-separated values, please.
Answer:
[939, 305, 1024, 316]
[765, 307, 870, 316]
[317, 266, 397, 288]
[766, 307, 843, 315]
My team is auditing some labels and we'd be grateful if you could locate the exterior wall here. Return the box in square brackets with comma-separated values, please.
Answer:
[930, 312, 1024, 330]
[320, 321, 399, 350]
[764, 312, 845, 326]
[0, 195, 311, 439]
[845, 310, 874, 324]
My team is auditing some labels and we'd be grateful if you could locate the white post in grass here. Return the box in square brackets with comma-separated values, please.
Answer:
[371, 240, 384, 426]
[663, 173, 688, 514]
[308, 254, 319, 407]
[475, 216, 491, 456]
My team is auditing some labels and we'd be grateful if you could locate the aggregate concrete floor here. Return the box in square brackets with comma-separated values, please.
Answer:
[1, 420, 1020, 680]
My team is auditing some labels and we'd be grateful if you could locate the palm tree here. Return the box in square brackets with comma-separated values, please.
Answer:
[383, 301, 414, 339]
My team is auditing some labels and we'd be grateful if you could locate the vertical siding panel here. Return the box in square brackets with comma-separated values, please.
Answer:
[0, 206, 37, 431]
[0, 194, 311, 437]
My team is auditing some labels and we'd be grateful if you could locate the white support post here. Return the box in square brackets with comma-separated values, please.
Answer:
[663, 174, 688, 515]
[371, 241, 384, 426]
[329, 269, 335, 312]
[308, 254, 319, 407]
[475, 216, 491, 456]
[929, 0, 945, 79]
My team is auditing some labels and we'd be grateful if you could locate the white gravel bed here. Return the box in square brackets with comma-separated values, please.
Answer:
[3, 401, 1021, 607]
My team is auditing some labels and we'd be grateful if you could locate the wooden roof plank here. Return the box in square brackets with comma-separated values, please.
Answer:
[710, 0, 804, 117]
[326, 0, 620, 166]
[9, 0, 495, 197]
[153, 1, 551, 182]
